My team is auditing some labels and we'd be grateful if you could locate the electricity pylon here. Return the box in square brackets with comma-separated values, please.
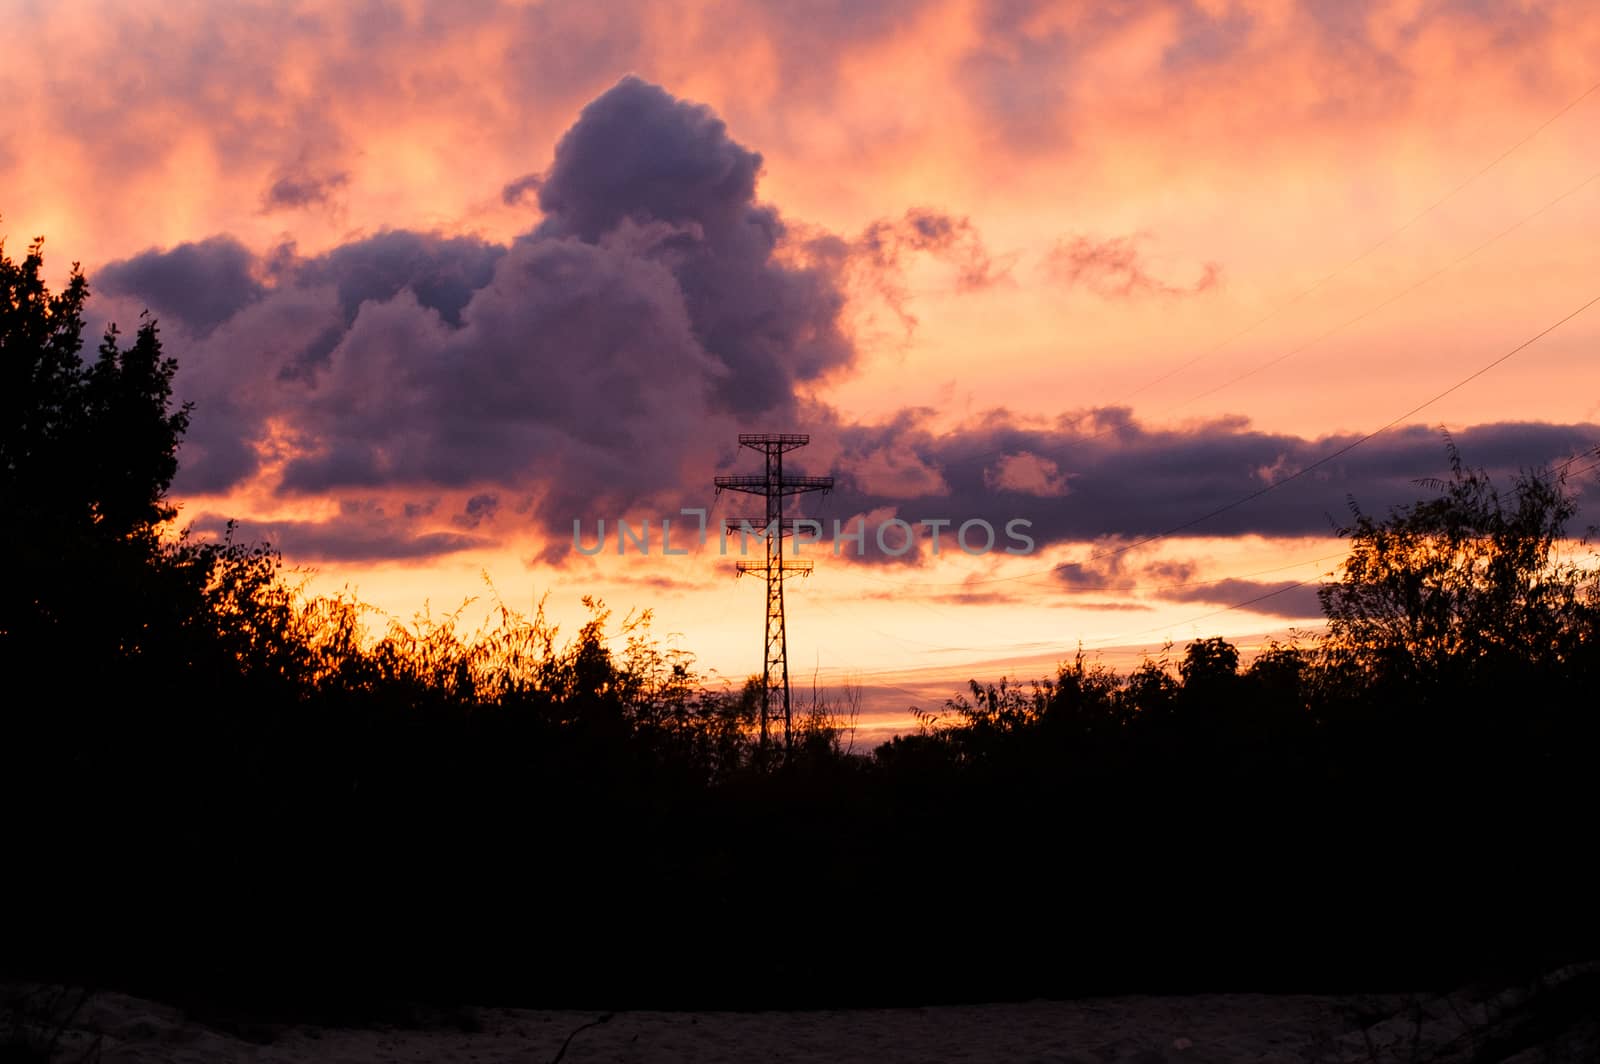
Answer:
[713, 433, 833, 756]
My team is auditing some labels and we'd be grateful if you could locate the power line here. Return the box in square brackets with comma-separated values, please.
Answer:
[1115, 75, 1600, 407]
[1032, 289, 1600, 571]
[730, 79, 1600, 708]
[869, 288, 1600, 590]
[1553, 454, 1600, 483]
[1541, 445, 1600, 482]
[933, 163, 1599, 484]
[928, 75, 1600, 475]
[1162, 169, 1600, 416]
[818, 439, 1600, 700]
[800, 442, 1600, 699]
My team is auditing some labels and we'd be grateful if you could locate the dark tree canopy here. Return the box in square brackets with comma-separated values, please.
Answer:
[1, 234, 189, 548]
[1, 232, 204, 681]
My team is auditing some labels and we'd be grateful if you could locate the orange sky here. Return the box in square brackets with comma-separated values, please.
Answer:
[5, 0, 1598, 729]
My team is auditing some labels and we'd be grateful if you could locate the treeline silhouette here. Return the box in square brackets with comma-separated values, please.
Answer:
[3, 233, 1597, 1014]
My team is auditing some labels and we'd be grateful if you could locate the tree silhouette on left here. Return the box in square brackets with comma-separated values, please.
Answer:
[2, 232, 193, 658]
[3, 237, 188, 522]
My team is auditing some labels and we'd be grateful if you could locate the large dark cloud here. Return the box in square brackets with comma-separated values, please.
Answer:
[271, 235, 720, 518]
[93, 76, 856, 557]
[535, 75, 764, 243]
[533, 75, 854, 415]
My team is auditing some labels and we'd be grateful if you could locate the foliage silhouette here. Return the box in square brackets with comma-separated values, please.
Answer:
[1319, 440, 1598, 684]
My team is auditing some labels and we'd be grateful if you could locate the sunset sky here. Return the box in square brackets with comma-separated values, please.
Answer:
[6, 0, 1598, 732]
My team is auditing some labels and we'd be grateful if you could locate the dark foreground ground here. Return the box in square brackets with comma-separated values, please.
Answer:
[6, 962, 1598, 1063]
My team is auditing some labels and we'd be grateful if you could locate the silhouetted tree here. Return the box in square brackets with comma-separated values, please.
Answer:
[1242, 639, 1306, 695]
[1041, 650, 1123, 740]
[1121, 654, 1179, 720]
[1321, 445, 1595, 676]
[1, 236, 191, 671]
[1178, 636, 1239, 690]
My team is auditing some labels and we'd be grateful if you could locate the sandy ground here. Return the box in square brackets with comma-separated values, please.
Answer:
[7, 963, 1596, 1063]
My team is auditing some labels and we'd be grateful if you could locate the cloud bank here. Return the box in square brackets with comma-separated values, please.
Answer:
[86, 76, 1600, 569]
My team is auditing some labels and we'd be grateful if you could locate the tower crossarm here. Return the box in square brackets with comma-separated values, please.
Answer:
[738, 433, 810, 451]
[734, 559, 813, 577]
[714, 474, 834, 496]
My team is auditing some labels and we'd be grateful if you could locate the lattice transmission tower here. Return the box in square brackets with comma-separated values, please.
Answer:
[713, 433, 833, 755]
